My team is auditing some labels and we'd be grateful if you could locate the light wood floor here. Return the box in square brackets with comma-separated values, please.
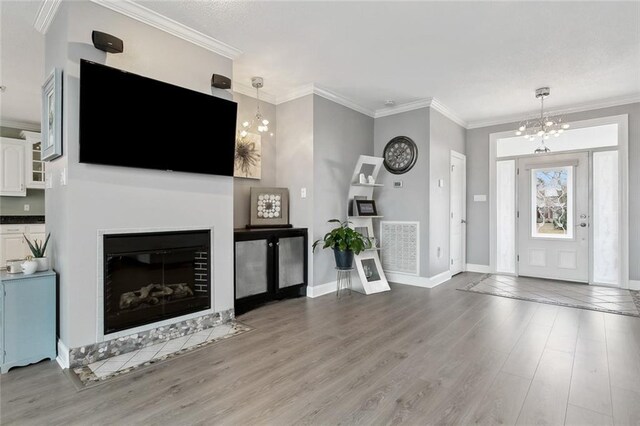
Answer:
[2, 272, 640, 425]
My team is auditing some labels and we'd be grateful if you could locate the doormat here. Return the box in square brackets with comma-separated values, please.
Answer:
[68, 321, 253, 389]
[459, 274, 640, 318]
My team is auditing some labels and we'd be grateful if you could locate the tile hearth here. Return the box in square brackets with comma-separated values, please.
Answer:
[71, 321, 252, 387]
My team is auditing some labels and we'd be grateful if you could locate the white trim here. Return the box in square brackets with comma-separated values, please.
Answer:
[0, 119, 40, 132]
[90, 0, 242, 59]
[313, 86, 376, 117]
[56, 339, 70, 369]
[233, 82, 277, 105]
[450, 150, 467, 275]
[33, 0, 62, 34]
[374, 99, 430, 119]
[429, 98, 467, 128]
[306, 281, 337, 298]
[629, 280, 640, 291]
[275, 84, 315, 105]
[467, 94, 640, 129]
[386, 270, 451, 288]
[466, 264, 491, 273]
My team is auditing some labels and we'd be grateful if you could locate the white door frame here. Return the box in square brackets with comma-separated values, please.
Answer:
[489, 114, 629, 288]
[450, 150, 467, 275]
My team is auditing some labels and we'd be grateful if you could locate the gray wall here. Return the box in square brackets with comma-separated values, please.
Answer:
[276, 95, 315, 283]
[0, 189, 45, 215]
[466, 102, 640, 281]
[429, 109, 466, 276]
[313, 95, 374, 285]
[46, 1, 235, 349]
[374, 108, 431, 277]
[232, 92, 277, 228]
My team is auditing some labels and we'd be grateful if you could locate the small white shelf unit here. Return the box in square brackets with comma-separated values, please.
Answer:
[346, 155, 391, 295]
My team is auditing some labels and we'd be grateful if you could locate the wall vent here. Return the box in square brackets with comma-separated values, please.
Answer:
[380, 221, 419, 276]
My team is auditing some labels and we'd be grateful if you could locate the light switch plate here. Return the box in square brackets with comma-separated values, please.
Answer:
[438, 179, 444, 188]
[301, 187, 307, 199]
[60, 168, 67, 186]
[473, 194, 487, 202]
[23, 204, 30, 212]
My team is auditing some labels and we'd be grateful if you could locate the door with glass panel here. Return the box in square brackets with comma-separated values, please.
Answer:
[517, 152, 589, 282]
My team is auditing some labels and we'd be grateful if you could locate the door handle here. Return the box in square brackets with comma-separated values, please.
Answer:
[268, 242, 273, 247]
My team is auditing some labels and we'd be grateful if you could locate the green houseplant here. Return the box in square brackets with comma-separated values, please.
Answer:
[312, 220, 371, 268]
[23, 233, 51, 272]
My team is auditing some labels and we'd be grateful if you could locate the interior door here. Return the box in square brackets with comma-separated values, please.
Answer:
[450, 151, 466, 275]
[517, 152, 589, 282]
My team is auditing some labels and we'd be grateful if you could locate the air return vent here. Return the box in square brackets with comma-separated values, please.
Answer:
[380, 221, 419, 276]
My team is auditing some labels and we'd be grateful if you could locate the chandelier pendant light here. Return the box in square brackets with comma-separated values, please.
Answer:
[515, 87, 570, 153]
[239, 77, 270, 139]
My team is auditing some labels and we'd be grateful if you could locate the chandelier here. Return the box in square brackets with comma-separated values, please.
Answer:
[239, 77, 270, 139]
[515, 87, 569, 153]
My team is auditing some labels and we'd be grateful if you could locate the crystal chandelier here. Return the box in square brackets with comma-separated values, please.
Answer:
[239, 77, 270, 139]
[515, 87, 570, 153]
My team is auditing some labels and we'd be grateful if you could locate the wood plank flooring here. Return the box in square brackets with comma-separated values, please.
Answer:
[2, 272, 640, 425]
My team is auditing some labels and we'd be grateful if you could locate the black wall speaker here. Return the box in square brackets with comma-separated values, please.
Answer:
[92, 31, 124, 54]
[211, 74, 231, 89]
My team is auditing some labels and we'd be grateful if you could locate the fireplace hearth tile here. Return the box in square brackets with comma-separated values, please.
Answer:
[70, 321, 252, 389]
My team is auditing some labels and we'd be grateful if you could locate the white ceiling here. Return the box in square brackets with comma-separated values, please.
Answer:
[1, 1, 639, 126]
[0, 1, 44, 126]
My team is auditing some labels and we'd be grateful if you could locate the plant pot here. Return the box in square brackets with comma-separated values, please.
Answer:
[333, 248, 354, 269]
[21, 259, 38, 275]
[34, 257, 50, 272]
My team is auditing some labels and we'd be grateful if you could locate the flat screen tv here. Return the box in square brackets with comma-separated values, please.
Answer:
[79, 59, 237, 176]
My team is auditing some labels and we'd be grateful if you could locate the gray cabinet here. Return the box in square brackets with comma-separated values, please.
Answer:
[234, 228, 307, 315]
[1, 270, 56, 373]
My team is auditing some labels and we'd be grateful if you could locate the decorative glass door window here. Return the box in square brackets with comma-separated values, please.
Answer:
[531, 166, 573, 239]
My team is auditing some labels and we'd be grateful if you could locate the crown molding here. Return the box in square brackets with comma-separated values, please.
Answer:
[33, 0, 62, 34]
[311, 86, 376, 117]
[428, 98, 467, 128]
[0, 119, 41, 132]
[467, 93, 640, 129]
[275, 84, 315, 105]
[374, 99, 430, 119]
[90, 0, 242, 60]
[233, 81, 277, 105]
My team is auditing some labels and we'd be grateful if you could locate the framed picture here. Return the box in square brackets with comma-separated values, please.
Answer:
[249, 187, 291, 228]
[355, 199, 378, 216]
[234, 133, 261, 179]
[355, 252, 388, 290]
[41, 68, 63, 161]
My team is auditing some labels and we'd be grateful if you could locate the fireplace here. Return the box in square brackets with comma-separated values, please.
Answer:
[103, 230, 211, 334]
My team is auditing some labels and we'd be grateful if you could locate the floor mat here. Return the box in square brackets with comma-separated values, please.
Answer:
[459, 274, 640, 317]
[69, 321, 253, 389]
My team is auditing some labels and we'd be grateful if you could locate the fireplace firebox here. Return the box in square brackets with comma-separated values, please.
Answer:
[103, 230, 211, 334]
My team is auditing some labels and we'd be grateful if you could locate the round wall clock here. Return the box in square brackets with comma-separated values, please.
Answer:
[383, 136, 418, 174]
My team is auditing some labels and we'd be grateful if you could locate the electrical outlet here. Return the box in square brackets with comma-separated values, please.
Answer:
[23, 204, 30, 212]
[301, 187, 307, 199]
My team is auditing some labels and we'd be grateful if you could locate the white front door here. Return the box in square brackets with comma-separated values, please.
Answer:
[517, 152, 589, 282]
[450, 151, 466, 275]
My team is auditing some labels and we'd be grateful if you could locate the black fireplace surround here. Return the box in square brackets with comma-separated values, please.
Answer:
[103, 230, 211, 334]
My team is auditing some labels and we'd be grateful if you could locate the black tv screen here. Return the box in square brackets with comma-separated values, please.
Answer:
[79, 60, 237, 176]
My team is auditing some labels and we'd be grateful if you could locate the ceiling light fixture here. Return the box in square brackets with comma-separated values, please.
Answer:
[515, 87, 569, 153]
[239, 77, 270, 139]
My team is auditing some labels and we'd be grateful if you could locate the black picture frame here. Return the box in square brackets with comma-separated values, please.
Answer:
[355, 199, 378, 216]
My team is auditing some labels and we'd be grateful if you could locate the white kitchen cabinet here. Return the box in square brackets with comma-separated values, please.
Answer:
[0, 138, 26, 196]
[0, 224, 46, 267]
[20, 131, 45, 189]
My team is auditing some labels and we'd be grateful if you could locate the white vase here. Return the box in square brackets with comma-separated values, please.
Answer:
[35, 257, 50, 272]
[21, 260, 38, 275]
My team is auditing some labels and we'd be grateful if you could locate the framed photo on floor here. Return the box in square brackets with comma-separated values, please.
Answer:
[42, 68, 63, 161]
[355, 251, 388, 291]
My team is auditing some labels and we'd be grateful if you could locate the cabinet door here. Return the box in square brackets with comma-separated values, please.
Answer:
[0, 139, 26, 196]
[26, 141, 45, 189]
[235, 238, 270, 299]
[277, 235, 306, 289]
[0, 234, 26, 265]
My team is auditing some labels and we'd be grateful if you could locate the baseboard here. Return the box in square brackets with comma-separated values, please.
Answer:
[466, 263, 491, 273]
[56, 339, 69, 369]
[387, 271, 451, 289]
[306, 281, 337, 298]
[630, 280, 640, 291]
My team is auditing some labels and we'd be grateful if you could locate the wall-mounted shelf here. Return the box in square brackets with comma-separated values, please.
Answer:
[348, 216, 384, 219]
[351, 182, 384, 187]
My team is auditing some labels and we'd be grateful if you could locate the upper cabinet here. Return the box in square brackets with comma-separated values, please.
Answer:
[0, 132, 44, 197]
[20, 131, 45, 189]
[0, 138, 26, 197]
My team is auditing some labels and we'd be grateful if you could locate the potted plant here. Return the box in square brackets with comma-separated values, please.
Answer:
[312, 220, 371, 268]
[23, 233, 51, 272]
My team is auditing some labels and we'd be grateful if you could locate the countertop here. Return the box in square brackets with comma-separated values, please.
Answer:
[0, 270, 56, 282]
[0, 216, 46, 225]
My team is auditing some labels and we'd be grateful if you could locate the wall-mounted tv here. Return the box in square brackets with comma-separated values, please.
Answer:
[79, 60, 237, 176]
